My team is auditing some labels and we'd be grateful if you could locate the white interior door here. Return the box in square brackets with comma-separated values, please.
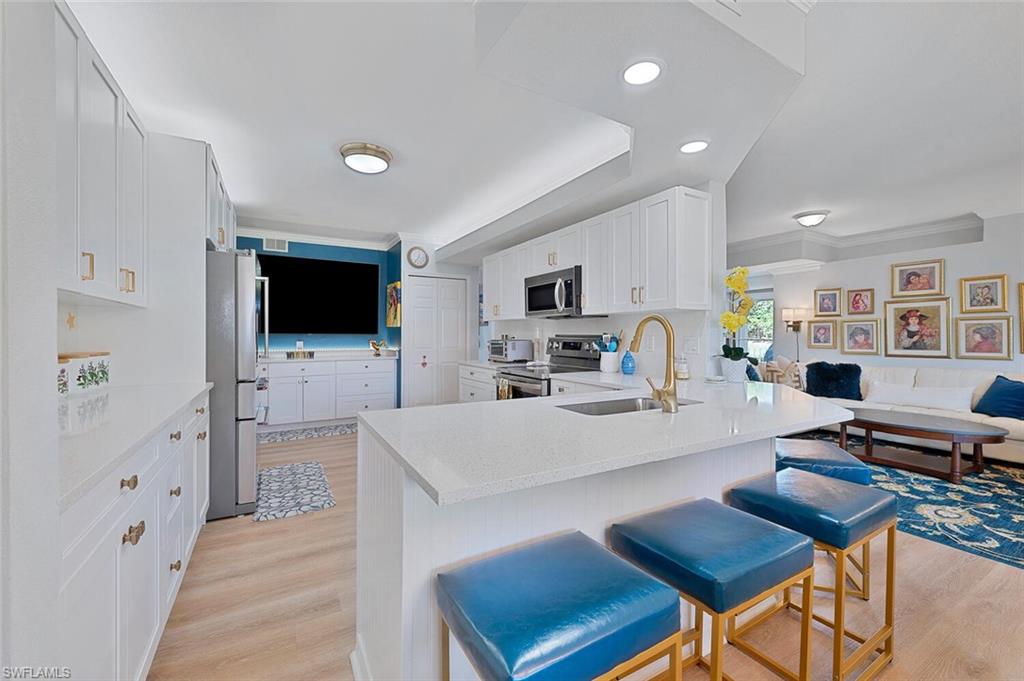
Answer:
[403, 276, 467, 407]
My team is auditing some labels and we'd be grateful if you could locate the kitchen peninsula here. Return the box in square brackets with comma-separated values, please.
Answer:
[351, 382, 852, 680]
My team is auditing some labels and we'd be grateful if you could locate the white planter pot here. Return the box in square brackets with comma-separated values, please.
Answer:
[721, 358, 749, 383]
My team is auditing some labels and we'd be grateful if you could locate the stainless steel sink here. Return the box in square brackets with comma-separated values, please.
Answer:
[557, 397, 701, 416]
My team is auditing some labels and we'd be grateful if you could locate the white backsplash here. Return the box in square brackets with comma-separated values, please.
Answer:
[492, 310, 711, 381]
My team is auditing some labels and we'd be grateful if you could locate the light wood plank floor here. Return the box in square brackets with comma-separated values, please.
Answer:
[148, 434, 1024, 681]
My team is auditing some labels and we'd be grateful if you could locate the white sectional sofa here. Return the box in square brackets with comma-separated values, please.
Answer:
[803, 363, 1024, 465]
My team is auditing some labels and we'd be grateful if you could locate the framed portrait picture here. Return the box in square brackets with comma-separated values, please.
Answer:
[891, 259, 944, 297]
[385, 281, 401, 327]
[955, 316, 1012, 360]
[813, 288, 842, 316]
[846, 288, 875, 315]
[959, 274, 1008, 313]
[807, 320, 837, 349]
[883, 297, 950, 358]
[840, 319, 880, 355]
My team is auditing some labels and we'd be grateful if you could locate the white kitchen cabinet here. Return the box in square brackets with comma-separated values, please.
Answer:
[551, 378, 618, 395]
[498, 247, 525, 320]
[55, 2, 148, 307]
[60, 390, 210, 681]
[638, 190, 675, 311]
[179, 428, 198, 552]
[302, 374, 336, 421]
[116, 466, 162, 681]
[550, 379, 576, 396]
[206, 149, 220, 246]
[555, 225, 582, 269]
[195, 425, 210, 523]
[482, 253, 500, 322]
[525, 225, 580, 276]
[580, 214, 610, 314]
[608, 203, 640, 313]
[118, 103, 147, 302]
[268, 377, 303, 425]
[458, 378, 496, 402]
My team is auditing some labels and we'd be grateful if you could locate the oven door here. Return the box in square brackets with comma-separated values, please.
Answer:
[495, 374, 548, 399]
[525, 266, 582, 318]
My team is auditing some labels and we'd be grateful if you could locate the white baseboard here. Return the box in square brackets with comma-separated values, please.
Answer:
[349, 635, 372, 681]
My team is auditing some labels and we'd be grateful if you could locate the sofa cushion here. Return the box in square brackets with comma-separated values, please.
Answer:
[866, 382, 974, 412]
[859, 366, 917, 399]
[806, 362, 862, 400]
[974, 375, 1024, 420]
[980, 417, 1024, 441]
[913, 368, 1000, 408]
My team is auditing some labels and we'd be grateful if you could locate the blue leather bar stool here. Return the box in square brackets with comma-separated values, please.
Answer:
[776, 438, 875, 600]
[728, 468, 898, 681]
[435, 531, 682, 681]
[610, 498, 815, 681]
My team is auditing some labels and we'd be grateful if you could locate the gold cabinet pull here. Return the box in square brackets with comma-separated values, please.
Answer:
[170, 430, 182, 441]
[81, 252, 95, 281]
[169, 486, 182, 497]
[122, 520, 146, 546]
[639, 286, 645, 304]
[128, 269, 136, 293]
[195, 406, 206, 415]
[196, 431, 207, 441]
[120, 474, 139, 491]
[631, 287, 638, 304]
[119, 267, 131, 292]
[218, 227, 225, 245]
[170, 560, 182, 572]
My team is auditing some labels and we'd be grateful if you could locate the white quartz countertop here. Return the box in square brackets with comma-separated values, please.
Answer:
[59, 382, 212, 511]
[359, 382, 853, 506]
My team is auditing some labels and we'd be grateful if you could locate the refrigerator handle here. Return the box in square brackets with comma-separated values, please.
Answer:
[259, 277, 270, 359]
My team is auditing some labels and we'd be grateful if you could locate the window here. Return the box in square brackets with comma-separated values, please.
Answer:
[742, 298, 774, 361]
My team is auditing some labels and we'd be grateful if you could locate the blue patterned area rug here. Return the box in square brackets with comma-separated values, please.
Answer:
[793, 431, 1024, 569]
[254, 461, 336, 522]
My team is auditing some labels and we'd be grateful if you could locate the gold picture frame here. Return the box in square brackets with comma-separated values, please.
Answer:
[954, 316, 1013, 361]
[807, 319, 838, 349]
[840, 319, 880, 355]
[846, 288, 875, 315]
[883, 297, 951, 358]
[813, 288, 842, 317]
[1020, 283, 1024, 353]
[891, 258, 944, 298]
[959, 274, 1008, 314]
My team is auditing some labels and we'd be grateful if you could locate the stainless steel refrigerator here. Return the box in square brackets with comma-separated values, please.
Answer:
[206, 249, 259, 519]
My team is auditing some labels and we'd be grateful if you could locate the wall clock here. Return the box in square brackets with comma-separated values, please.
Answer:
[407, 246, 429, 269]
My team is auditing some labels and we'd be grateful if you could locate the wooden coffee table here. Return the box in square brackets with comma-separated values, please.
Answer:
[839, 408, 1009, 484]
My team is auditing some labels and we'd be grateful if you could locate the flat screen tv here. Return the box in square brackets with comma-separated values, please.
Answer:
[257, 253, 379, 334]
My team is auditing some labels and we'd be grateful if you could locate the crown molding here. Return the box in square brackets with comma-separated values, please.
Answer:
[829, 214, 982, 247]
[236, 227, 390, 252]
[236, 213, 395, 250]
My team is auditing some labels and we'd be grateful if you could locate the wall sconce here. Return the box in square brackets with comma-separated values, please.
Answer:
[781, 308, 809, 332]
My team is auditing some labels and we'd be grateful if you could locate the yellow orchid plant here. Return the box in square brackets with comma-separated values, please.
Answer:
[719, 266, 758, 365]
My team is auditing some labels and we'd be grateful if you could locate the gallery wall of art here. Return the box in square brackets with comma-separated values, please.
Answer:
[772, 213, 1024, 373]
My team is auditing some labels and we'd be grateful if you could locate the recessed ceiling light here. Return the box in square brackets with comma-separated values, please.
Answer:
[679, 140, 709, 154]
[340, 142, 392, 174]
[623, 61, 661, 85]
[793, 210, 830, 228]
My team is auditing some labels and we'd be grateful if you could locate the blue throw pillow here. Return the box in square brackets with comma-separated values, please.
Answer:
[805, 362, 862, 400]
[974, 375, 1024, 420]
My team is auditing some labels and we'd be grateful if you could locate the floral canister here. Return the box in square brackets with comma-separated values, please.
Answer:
[58, 352, 112, 396]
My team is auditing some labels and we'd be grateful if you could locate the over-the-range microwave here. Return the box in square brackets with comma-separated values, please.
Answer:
[524, 265, 584, 318]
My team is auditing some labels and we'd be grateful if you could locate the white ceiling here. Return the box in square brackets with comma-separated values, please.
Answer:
[726, 1, 1024, 242]
[68, 1, 630, 245]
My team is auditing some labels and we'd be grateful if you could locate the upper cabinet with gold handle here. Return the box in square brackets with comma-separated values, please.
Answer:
[169, 486, 182, 498]
[122, 520, 146, 546]
[120, 474, 139, 491]
[169, 430, 182, 442]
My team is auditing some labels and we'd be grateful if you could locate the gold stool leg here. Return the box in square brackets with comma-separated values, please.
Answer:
[885, 526, 895, 658]
[440, 617, 450, 681]
[833, 549, 847, 681]
[859, 540, 871, 601]
[709, 612, 725, 681]
[799, 572, 814, 681]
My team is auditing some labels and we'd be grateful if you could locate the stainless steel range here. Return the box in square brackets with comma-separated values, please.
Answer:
[495, 334, 603, 399]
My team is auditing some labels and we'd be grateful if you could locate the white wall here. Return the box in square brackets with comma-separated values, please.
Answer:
[58, 133, 208, 386]
[1, 0, 61, 665]
[772, 213, 1024, 374]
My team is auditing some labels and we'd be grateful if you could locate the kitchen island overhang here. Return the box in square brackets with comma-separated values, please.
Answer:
[351, 384, 852, 681]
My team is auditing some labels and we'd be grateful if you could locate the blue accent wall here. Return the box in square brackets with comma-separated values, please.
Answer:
[239, 236, 389, 351]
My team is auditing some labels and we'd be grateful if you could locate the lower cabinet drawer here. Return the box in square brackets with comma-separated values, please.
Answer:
[336, 395, 394, 418]
[459, 364, 497, 384]
[339, 374, 395, 396]
[459, 379, 496, 402]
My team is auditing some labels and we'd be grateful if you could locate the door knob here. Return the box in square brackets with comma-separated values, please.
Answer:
[170, 430, 182, 441]
[120, 474, 138, 491]
[122, 520, 146, 546]
[170, 560, 182, 572]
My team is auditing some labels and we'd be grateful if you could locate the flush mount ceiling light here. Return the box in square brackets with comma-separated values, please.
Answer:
[679, 140, 709, 154]
[793, 210, 831, 228]
[340, 142, 392, 174]
[623, 61, 661, 85]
